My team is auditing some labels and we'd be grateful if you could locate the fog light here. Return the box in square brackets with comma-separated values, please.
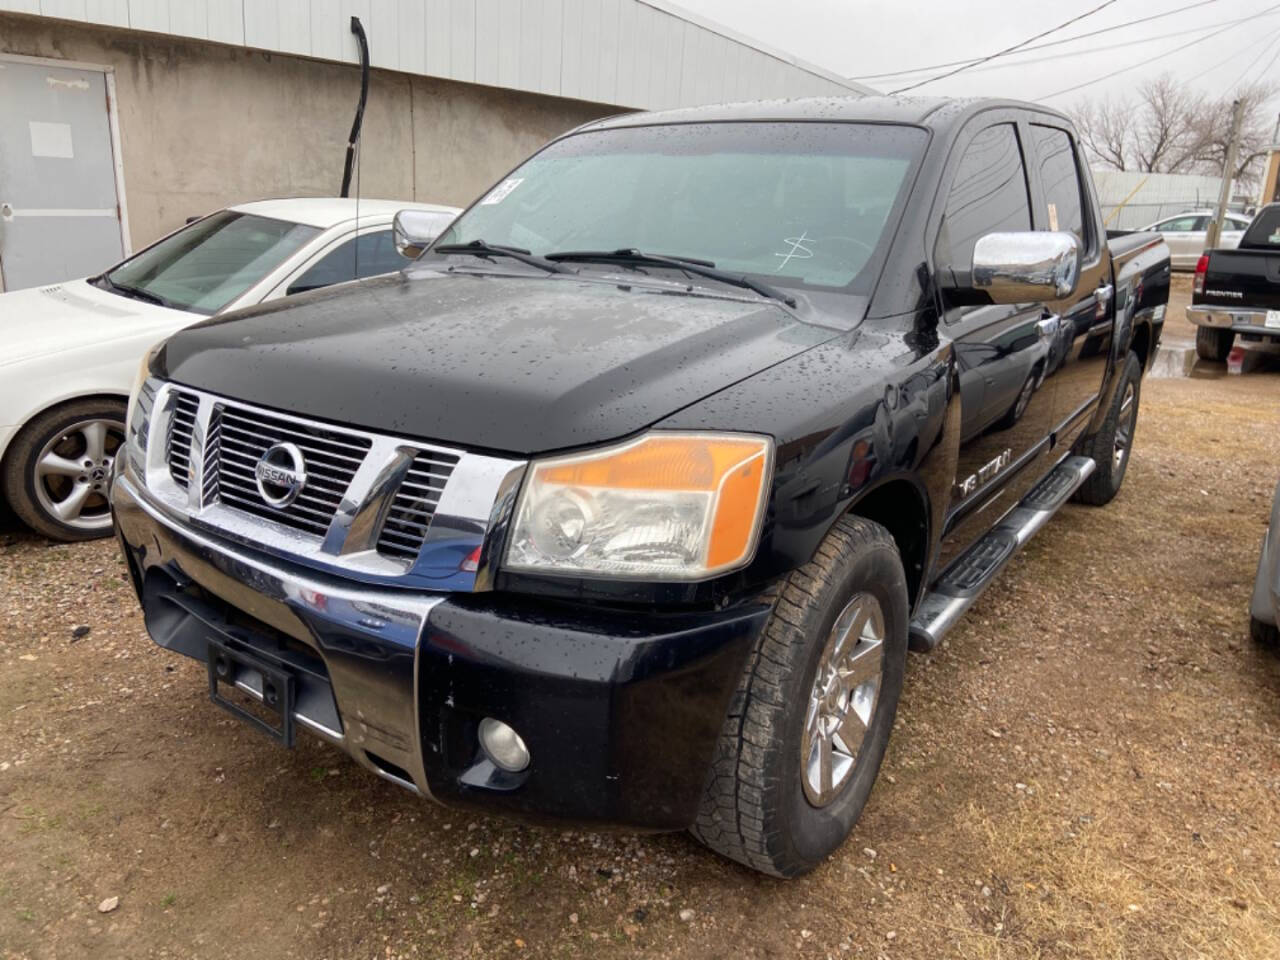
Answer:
[478, 717, 530, 772]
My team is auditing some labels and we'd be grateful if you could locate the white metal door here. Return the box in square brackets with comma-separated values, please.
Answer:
[0, 57, 127, 291]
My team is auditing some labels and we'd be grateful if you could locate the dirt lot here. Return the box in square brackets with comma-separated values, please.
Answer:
[2, 342, 1278, 958]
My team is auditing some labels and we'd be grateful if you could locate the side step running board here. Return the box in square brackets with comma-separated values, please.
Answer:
[909, 455, 1096, 652]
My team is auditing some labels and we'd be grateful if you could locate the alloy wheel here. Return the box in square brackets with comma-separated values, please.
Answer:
[1113, 382, 1136, 471]
[800, 592, 885, 808]
[32, 417, 125, 533]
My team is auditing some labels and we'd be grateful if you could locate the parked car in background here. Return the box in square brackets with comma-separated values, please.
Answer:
[112, 96, 1169, 877]
[0, 198, 459, 541]
[1139, 209, 1253, 270]
[1253, 479, 1280, 648]
[1186, 202, 1280, 361]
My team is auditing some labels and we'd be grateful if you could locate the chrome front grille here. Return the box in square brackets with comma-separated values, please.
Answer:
[166, 390, 199, 489]
[377, 448, 461, 559]
[210, 406, 372, 537]
[143, 383, 523, 585]
[155, 387, 478, 569]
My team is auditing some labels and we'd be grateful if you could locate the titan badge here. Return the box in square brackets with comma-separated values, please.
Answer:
[956, 448, 1012, 498]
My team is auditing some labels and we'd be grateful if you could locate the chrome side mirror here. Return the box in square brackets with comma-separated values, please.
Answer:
[971, 231, 1079, 302]
[393, 209, 452, 259]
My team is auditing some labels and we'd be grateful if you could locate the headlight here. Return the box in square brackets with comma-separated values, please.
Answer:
[125, 348, 156, 439]
[505, 432, 772, 580]
[125, 348, 162, 462]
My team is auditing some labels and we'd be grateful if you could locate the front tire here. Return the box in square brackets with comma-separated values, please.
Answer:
[1075, 351, 1141, 506]
[2, 399, 127, 541]
[1195, 325, 1235, 362]
[691, 516, 908, 877]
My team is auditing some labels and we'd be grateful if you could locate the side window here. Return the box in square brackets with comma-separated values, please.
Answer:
[1030, 124, 1088, 251]
[287, 230, 404, 295]
[1159, 216, 1200, 233]
[937, 123, 1032, 271]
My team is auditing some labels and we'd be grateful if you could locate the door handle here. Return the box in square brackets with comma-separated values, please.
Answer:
[1094, 283, 1114, 320]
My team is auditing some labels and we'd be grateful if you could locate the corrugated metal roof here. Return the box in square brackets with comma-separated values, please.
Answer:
[0, 0, 874, 108]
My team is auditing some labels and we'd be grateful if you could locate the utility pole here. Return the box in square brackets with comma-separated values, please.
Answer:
[1206, 98, 1245, 249]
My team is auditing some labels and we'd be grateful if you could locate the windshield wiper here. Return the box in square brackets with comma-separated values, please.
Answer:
[432, 239, 572, 274]
[98, 274, 177, 308]
[544, 248, 796, 308]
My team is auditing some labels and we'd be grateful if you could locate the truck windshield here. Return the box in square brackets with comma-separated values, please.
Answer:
[435, 122, 926, 293]
[100, 211, 320, 314]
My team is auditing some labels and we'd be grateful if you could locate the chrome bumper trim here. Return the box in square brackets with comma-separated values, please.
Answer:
[1186, 305, 1280, 336]
[114, 472, 444, 797]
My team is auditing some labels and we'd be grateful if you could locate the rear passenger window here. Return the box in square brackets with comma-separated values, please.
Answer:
[937, 123, 1031, 270]
[1031, 125, 1088, 250]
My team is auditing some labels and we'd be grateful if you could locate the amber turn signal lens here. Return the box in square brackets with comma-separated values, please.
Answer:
[506, 432, 773, 580]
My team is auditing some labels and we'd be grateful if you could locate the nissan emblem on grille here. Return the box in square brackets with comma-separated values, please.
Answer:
[254, 442, 308, 508]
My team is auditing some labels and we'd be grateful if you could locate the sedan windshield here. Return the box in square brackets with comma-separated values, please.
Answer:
[102, 211, 320, 314]
[435, 122, 926, 293]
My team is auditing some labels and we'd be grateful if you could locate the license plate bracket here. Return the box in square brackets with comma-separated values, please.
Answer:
[207, 638, 296, 747]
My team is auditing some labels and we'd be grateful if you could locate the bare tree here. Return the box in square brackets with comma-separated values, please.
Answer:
[1075, 96, 1132, 171]
[1069, 73, 1278, 190]
[1132, 76, 1209, 174]
[1193, 82, 1277, 182]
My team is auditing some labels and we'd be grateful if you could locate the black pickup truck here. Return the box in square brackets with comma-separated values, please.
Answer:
[1188, 201, 1280, 360]
[111, 96, 1170, 877]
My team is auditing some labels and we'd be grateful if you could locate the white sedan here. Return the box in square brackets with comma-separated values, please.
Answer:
[1139, 209, 1254, 270]
[0, 197, 458, 541]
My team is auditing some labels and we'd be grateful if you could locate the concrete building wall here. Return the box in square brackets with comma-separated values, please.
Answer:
[0, 12, 616, 248]
[0, 0, 870, 108]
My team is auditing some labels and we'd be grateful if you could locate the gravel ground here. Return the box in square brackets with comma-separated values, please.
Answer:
[1, 363, 1278, 960]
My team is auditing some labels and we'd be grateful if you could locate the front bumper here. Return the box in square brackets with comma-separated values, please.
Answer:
[112, 473, 771, 830]
[1186, 305, 1280, 339]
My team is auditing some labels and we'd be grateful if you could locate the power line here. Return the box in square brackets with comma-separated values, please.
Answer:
[888, 0, 1119, 95]
[852, 0, 1223, 81]
[1227, 26, 1280, 88]
[887, 12, 1280, 83]
[1182, 21, 1280, 85]
[1256, 39, 1280, 91]
[1035, 6, 1280, 102]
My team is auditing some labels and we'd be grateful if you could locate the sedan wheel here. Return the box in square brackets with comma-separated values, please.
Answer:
[3, 399, 128, 541]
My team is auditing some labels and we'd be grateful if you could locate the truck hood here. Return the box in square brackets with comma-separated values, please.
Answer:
[157, 270, 840, 454]
[1, 279, 189, 367]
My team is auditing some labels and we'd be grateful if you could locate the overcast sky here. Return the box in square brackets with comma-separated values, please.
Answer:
[674, 0, 1280, 108]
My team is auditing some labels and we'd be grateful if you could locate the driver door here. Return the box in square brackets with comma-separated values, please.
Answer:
[935, 119, 1057, 570]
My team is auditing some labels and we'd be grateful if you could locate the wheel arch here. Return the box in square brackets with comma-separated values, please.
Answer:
[0, 392, 130, 474]
[843, 475, 932, 613]
[1130, 317, 1153, 372]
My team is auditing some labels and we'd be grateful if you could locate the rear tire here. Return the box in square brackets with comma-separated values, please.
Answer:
[691, 516, 908, 877]
[1075, 351, 1141, 507]
[1195, 325, 1235, 362]
[2, 399, 127, 541]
